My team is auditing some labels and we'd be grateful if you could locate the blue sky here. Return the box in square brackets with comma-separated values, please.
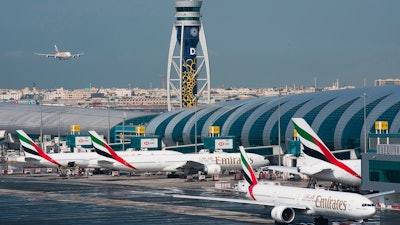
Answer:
[1, 0, 400, 89]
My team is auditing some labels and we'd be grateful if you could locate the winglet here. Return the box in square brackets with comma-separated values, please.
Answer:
[54, 45, 59, 53]
[16, 130, 61, 166]
[88, 130, 137, 170]
[292, 118, 361, 179]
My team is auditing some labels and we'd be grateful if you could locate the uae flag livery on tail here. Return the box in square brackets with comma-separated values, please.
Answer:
[291, 118, 361, 180]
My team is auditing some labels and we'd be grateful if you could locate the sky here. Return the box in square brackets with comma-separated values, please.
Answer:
[1, 0, 400, 90]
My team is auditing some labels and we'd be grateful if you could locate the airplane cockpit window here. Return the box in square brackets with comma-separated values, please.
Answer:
[362, 203, 376, 207]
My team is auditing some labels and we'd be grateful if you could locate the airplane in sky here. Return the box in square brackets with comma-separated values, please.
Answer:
[89, 130, 269, 175]
[174, 146, 394, 224]
[35, 45, 84, 60]
[16, 130, 181, 170]
[268, 118, 362, 187]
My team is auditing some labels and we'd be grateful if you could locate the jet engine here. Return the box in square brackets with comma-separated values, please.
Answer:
[270, 206, 295, 224]
[203, 164, 221, 175]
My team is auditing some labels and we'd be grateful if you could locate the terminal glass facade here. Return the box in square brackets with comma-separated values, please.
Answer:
[369, 160, 400, 183]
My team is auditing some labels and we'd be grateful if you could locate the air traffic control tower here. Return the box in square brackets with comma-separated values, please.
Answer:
[167, 0, 211, 111]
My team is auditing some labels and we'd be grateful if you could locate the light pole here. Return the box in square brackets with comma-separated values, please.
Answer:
[107, 96, 110, 144]
[122, 112, 126, 151]
[194, 97, 198, 153]
[363, 93, 367, 153]
[278, 90, 281, 166]
[40, 100, 43, 150]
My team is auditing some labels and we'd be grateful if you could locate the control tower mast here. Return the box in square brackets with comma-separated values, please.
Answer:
[167, 0, 211, 111]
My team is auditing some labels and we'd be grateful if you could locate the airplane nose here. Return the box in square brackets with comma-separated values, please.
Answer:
[364, 207, 376, 219]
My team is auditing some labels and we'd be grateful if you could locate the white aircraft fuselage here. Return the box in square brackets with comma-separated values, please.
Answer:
[297, 157, 362, 186]
[251, 182, 375, 221]
[20, 150, 182, 169]
[99, 152, 268, 174]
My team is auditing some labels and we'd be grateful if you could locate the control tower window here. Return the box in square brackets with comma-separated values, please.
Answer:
[177, 17, 200, 21]
[176, 7, 200, 12]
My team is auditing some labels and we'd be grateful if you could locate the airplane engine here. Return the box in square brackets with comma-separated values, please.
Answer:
[203, 164, 221, 175]
[270, 206, 295, 224]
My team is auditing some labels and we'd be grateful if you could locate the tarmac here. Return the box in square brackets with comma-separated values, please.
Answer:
[0, 172, 399, 225]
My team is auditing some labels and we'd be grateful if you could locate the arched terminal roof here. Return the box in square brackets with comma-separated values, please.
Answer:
[146, 86, 400, 152]
[0, 103, 157, 138]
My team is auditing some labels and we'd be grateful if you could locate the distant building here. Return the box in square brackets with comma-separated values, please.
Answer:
[374, 78, 400, 86]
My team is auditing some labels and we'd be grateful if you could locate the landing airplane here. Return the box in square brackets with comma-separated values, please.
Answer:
[174, 146, 394, 224]
[35, 45, 83, 60]
[268, 118, 362, 187]
[89, 130, 269, 175]
[16, 130, 178, 169]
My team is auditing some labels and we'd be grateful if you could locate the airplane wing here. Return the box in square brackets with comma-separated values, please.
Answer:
[23, 157, 41, 163]
[173, 194, 307, 210]
[179, 161, 212, 175]
[162, 163, 184, 172]
[365, 190, 395, 199]
[97, 160, 114, 168]
[72, 53, 84, 58]
[35, 53, 56, 58]
[267, 166, 301, 175]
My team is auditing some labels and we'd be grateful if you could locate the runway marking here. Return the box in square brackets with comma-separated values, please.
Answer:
[0, 189, 272, 223]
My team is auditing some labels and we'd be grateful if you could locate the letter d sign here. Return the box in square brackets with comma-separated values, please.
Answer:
[190, 48, 196, 56]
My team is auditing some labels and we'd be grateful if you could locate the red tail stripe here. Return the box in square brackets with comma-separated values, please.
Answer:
[312, 136, 361, 179]
[102, 142, 137, 170]
[30, 140, 61, 166]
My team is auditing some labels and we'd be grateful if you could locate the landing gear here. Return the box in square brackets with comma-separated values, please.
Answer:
[314, 216, 328, 225]
[307, 177, 317, 188]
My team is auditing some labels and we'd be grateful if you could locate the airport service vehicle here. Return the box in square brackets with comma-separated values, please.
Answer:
[174, 146, 394, 225]
[89, 130, 269, 175]
[35, 45, 83, 60]
[16, 130, 180, 169]
[268, 118, 361, 187]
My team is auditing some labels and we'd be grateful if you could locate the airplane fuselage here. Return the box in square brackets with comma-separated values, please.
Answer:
[251, 182, 375, 220]
[298, 158, 361, 186]
[103, 152, 268, 173]
[54, 52, 72, 60]
[22, 150, 182, 169]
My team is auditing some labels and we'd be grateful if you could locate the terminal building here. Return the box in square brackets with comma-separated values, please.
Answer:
[1, 85, 400, 194]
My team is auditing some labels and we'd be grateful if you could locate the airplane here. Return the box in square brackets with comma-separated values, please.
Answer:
[89, 130, 269, 175]
[268, 118, 362, 187]
[35, 45, 83, 60]
[174, 146, 395, 225]
[16, 130, 181, 169]
[16, 130, 99, 169]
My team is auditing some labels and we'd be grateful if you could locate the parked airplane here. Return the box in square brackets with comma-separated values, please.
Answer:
[16, 130, 99, 168]
[35, 45, 83, 60]
[174, 146, 394, 224]
[16, 130, 181, 169]
[268, 118, 362, 187]
[89, 130, 269, 175]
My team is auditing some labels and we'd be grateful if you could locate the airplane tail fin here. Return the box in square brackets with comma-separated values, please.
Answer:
[16, 130, 61, 166]
[88, 130, 137, 170]
[291, 118, 337, 163]
[292, 118, 361, 179]
[54, 45, 59, 53]
[239, 146, 258, 186]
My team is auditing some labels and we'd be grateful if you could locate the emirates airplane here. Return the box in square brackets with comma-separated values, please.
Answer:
[35, 45, 83, 60]
[89, 130, 269, 175]
[16, 130, 180, 169]
[269, 118, 362, 187]
[174, 146, 394, 224]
